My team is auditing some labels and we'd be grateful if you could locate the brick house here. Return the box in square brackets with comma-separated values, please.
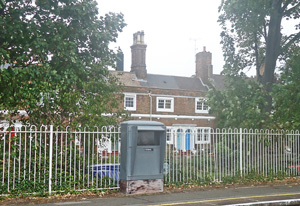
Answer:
[111, 31, 224, 151]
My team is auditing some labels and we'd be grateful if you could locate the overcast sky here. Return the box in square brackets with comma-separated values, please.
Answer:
[97, 0, 225, 77]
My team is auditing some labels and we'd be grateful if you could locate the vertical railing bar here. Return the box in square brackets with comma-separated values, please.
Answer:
[60, 129, 63, 187]
[239, 128, 242, 177]
[88, 130, 91, 187]
[251, 130, 254, 174]
[24, 127, 27, 181]
[18, 128, 22, 184]
[113, 127, 116, 186]
[73, 130, 77, 190]
[230, 130, 233, 177]
[282, 132, 284, 175]
[219, 130, 222, 182]
[96, 128, 99, 189]
[55, 129, 58, 187]
[297, 132, 299, 177]
[78, 129, 81, 190]
[92, 129, 95, 187]
[29, 130, 32, 181]
[196, 130, 198, 181]
[209, 129, 212, 180]
[48, 125, 53, 194]
[275, 133, 278, 174]
[39, 127, 42, 183]
[34, 127, 37, 188]
[7, 132, 11, 192]
[109, 127, 112, 187]
[83, 128, 86, 189]
[13, 132, 16, 189]
[258, 130, 261, 174]
[206, 131, 209, 179]
[192, 130, 195, 181]
[182, 130, 185, 183]
[64, 129, 67, 184]
[173, 130, 175, 183]
[179, 130, 181, 182]
[43, 127, 47, 186]
[69, 134, 72, 189]
[2, 132, 5, 186]
[73, 130, 76, 190]
[175, 130, 177, 183]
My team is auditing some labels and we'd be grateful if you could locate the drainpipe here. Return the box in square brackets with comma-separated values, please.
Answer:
[148, 90, 152, 121]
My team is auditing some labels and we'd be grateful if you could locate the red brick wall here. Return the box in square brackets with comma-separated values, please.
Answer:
[118, 86, 216, 127]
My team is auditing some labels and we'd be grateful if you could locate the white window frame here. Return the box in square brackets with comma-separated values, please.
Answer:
[166, 128, 173, 144]
[156, 97, 174, 112]
[124, 93, 136, 111]
[195, 127, 211, 144]
[195, 98, 209, 114]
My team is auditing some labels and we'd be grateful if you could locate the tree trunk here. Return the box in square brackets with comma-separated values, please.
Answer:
[261, 0, 283, 113]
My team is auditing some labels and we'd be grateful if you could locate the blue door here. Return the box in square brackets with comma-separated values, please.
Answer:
[185, 129, 191, 150]
[177, 129, 183, 150]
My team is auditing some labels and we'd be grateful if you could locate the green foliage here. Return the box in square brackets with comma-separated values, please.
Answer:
[272, 47, 300, 130]
[218, 0, 300, 78]
[218, 0, 300, 116]
[208, 76, 270, 128]
[219, 0, 270, 75]
[208, 44, 300, 129]
[0, 0, 126, 127]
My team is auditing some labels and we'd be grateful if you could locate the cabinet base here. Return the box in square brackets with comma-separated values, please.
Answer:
[120, 179, 163, 195]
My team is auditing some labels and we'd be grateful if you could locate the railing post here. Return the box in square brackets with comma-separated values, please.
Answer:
[49, 125, 53, 194]
[240, 128, 243, 177]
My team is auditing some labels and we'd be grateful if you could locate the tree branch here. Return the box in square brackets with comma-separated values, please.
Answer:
[283, 2, 300, 16]
[281, 0, 293, 13]
[281, 31, 300, 54]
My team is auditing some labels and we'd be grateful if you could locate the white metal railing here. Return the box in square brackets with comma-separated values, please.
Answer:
[1, 125, 299, 195]
[164, 127, 300, 183]
[1, 125, 120, 195]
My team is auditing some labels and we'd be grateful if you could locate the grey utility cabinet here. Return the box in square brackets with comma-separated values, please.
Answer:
[120, 120, 166, 181]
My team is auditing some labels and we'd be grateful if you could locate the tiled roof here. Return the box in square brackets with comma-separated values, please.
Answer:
[111, 71, 209, 92]
[209, 74, 226, 91]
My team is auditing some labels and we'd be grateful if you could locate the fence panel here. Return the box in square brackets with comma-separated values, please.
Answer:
[0, 125, 120, 195]
[164, 127, 300, 184]
[1, 125, 299, 195]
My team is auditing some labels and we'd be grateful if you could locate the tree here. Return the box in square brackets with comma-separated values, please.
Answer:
[208, 77, 269, 129]
[218, 0, 300, 113]
[272, 46, 300, 130]
[0, 0, 126, 127]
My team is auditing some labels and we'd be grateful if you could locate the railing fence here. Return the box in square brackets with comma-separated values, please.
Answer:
[1, 125, 299, 195]
[164, 127, 300, 184]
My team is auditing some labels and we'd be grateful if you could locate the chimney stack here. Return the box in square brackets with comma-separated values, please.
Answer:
[131, 31, 147, 80]
[195, 47, 213, 83]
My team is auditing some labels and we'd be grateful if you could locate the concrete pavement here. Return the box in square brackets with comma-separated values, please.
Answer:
[3, 183, 300, 205]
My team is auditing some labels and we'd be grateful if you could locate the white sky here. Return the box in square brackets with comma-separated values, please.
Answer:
[97, 0, 225, 77]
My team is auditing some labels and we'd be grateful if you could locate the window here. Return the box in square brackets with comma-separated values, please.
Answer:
[195, 128, 210, 144]
[195, 98, 209, 113]
[156, 97, 174, 112]
[124, 93, 136, 111]
[166, 128, 173, 144]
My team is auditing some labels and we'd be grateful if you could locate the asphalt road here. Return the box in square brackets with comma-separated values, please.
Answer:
[3, 183, 300, 206]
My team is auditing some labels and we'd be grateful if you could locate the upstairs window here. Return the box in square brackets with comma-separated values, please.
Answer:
[124, 93, 136, 111]
[156, 97, 174, 112]
[195, 98, 209, 113]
